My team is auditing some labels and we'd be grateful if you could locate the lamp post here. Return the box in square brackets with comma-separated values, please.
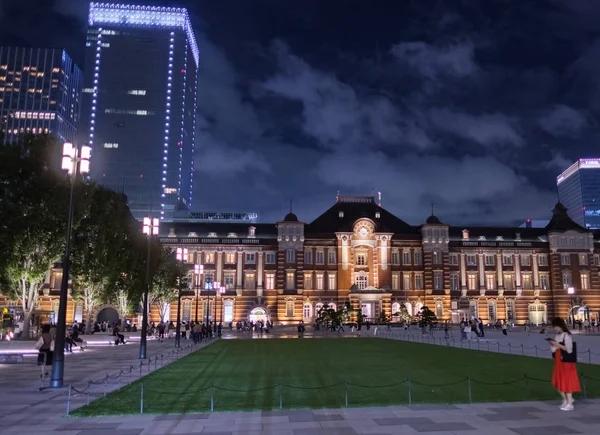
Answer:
[568, 286, 575, 326]
[203, 280, 212, 328]
[50, 142, 91, 389]
[194, 264, 204, 323]
[219, 285, 226, 326]
[139, 217, 159, 360]
[175, 247, 188, 348]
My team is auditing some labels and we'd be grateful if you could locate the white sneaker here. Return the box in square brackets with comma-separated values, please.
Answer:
[560, 404, 574, 411]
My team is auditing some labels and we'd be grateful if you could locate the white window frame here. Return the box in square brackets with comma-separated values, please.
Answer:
[286, 272, 295, 290]
[503, 255, 513, 266]
[579, 254, 588, 265]
[433, 272, 443, 290]
[402, 250, 411, 265]
[561, 254, 571, 265]
[316, 273, 324, 290]
[433, 251, 442, 265]
[244, 272, 255, 290]
[581, 272, 590, 290]
[316, 250, 324, 265]
[562, 271, 572, 289]
[403, 273, 411, 290]
[286, 300, 294, 318]
[540, 273, 550, 290]
[392, 272, 400, 290]
[485, 255, 495, 266]
[356, 253, 367, 266]
[286, 249, 295, 263]
[303, 303, 312, 319]
[415, 273, 424, 290]
[522, 274, 532, 290]
[224, 272, 235, 290]
[328, 273, 336, 290]
[449, 254, 459, 265]
[467, 274, 477, 290]
[328, 250, 336, 265]
[391, 250, 400, 265]
[265, 251, 276, 264]
[486, 273, 496, 290]
[304, 250, 312, 264]
[245, 252, 256, 264]
[356, 275, 368, 290]
[538, 254, 548, 266]
[521, 255, 531, 267]
[304, 272, 313, 290]
[450, 272, 459, 291]
[414, 251, 423, 265]
[265, 273, 275, 290]
[225, 252, 236, 264]
[467, 254, 477, 266]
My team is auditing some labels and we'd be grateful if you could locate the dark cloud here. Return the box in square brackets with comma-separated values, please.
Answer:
[3, 0, 600, 225]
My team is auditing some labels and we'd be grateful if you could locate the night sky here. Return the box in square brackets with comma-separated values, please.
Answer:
[2, 0, 599, 225]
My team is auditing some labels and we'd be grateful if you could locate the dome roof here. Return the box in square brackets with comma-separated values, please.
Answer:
[284, 212, 298, 222]
[426, 215, 442, 224]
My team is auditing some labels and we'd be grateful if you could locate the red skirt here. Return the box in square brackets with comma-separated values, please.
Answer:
[552, 349, 581, 393]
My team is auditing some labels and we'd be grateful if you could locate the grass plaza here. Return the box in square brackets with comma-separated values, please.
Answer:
[73, 336, 600, 416]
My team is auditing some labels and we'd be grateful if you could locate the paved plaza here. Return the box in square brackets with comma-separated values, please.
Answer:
[0, 328, 599, 434]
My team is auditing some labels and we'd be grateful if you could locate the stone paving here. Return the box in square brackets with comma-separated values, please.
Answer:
[1, 328, 600, 434]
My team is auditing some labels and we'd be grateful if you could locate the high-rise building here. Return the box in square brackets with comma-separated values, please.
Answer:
[81, 3, 199, 220]
[0, 47, 82, 142]
[557, 158, 600, 229]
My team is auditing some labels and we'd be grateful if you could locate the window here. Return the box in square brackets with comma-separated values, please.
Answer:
[467, 274, 477, 290]
[450, 273, 459, 291]
[51, 271, 63, 289]
[488, 302, 496, 322]
[74, 302, 83, 323]
[303, 303, 312, 319]
[522, 274, 532, 290]
[561, 254, 571, 265]
[225, 253, 236, 264]
[503, 274, 514, 290]
[562, 272, 572, 289]
[204, 273, 214, 285]
[103, 142, 119, 148]
[224, 273, 235, 290]
[403, 273, 411, 290]
[182, 300, 192, 322]
[316, 273, 324, 290]
[433, 251, 442, 265]
[594, 255, 600, 266]
[245, 273, 255, 290]
[528, 303, 547, 325]
[538, 255, 548, 266]
[391, 250, 400, 264]
[579, 254, 588, 265]
[435, 301, 443, 318]
[521, 255, 531, 267]
[286, 300, 294, 317]
[328, 250, 336, 264]
[356, 253, 367, 266]
[506, 300, 515, 321]
[286, 272, 295, 290]
[415, 274, 423, 290]
[540, 274, 550, 290]
[581, 272, 590, 290]
[469, 300, 478, 318]
[287, 249, 295, 263]
[266, 252, 276, 264]
[449, 254, 458, 265]
[356, 275, 368, 290]
[265, 273, 275, 290]
[503, 255, 513, 266]
[485, 255, 495, 266]
[127, 89, 147, 95]
[414, 251, 423, 265]
[403, 250, 411, 265]
[486, 274, 496, 290]
[433, 272, 443, 290]
[304, 250, 312, 264]
[392, 273, 400, 290]
[304, 273, 313, 289]
[467, 254, 477, 266]
[328, 273, 336, 290]
[245, 253, 255, 264]
[316, 251, 324, 264]
[205, 253, 215, 264]
[223, 301, 233, 322]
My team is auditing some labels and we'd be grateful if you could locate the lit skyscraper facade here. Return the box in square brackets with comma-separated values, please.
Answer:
[81, 3, 199, 220]
[557, 158, 600, 229]
[0, 47, 82, 142]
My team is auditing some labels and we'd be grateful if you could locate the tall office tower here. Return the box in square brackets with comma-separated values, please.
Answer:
[0, 47, 82, 143]
[557, 158, 600, 229]
[81, 3, 199, 220]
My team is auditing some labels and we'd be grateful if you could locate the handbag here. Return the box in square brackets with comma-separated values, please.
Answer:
[34, 337, 44, 350]
[560, 340, 577, 363]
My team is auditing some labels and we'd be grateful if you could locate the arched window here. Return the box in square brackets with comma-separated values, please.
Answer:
[487, 301, 496, 322]
[286, 300, 295, 318]
[327, 303, 337, 311]
[405, 302, 413, 317]
[414, 302, 423, 315]
[223, 300, 234, 322]
[391, 302, 401, 319]
[182, 300, 192, 322]
[315, 302, 324, 316]
[435, 300, 443, 318]
[356, 275, 368, 290]
[528, 303, 547, 325]
[51, 300, 59, 325]
[303, 303, 312, 319]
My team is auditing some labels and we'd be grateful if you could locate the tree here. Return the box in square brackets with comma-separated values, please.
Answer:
[71, 187, 136, 333]
[417, 306, 438, 329]
[0, 134, 84, 338]
[148, 248, 178, 323]
[393, 304, 412, 323]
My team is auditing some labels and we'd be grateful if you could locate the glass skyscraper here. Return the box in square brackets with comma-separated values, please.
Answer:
[81, 3, 199, 220]
[557, 158, 600, 229]
[0, 47, 82, 143]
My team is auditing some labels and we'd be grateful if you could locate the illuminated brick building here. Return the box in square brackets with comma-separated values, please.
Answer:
[2, 195, 599, 327]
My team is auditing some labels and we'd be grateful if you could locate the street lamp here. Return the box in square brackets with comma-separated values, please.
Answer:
[50, 143, 91, 389]
[204, 280, 213, 328]
[175, 247, 188, 348]
[194, 264, 204, 323]
[139, 217, 159, 360]
[219, 285, 226, 330]
[568, 286, 575, 325]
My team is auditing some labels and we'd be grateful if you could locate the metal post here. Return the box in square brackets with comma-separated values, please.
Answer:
[50, 173, 76, 389]
[408, 377, 412, 405]
[148, 360, 151, 373]
[467, 376, 472, 403]
[104, 379, 107, 397]
[140, 383, 144, 414]
[589, 349, 592, 364]
[535, 346, 538, 358]
[344, 381, 348, 408]
[210, 382, 214, 412]
[154, 357, 158, 371]
[195, 277, 199, 323]
[582, 374, 588, 399]
[139, 362, 142, 377]
[279, 383, 283, 410]
[140, 230, 152, 360]
[521, 344, 524, 356]
[175, 259, 183, 348]
[66, 384, 72, 416]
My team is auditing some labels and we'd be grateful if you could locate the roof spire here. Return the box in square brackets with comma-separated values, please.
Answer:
[289, 199, 293, 214]
[431, 202, 435, 216]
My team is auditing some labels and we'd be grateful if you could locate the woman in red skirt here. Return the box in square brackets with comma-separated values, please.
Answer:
[548, 318, 580, 411]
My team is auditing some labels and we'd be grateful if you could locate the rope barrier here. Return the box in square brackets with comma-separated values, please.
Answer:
[280, 382, 344, 390]
[213, 384, 279, 392]
[346, 380, 408, 388]
[411, 378, 469, 387]
[470, 376, 526, 386]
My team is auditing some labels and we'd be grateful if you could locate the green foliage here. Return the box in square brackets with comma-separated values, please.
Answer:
[417, 306, 438, 328]
[393, 304, 412, 323]
[149, 248, 178, 322]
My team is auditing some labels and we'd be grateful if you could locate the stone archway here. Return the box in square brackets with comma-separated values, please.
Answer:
[248, 306, 270, 323]
[96, 305, 119, 324]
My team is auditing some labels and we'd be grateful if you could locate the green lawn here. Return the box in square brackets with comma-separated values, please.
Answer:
[73, 338, 600, 415]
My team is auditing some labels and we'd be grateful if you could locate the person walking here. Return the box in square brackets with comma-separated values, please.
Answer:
[547, 318, 580, 411]
[158, 322, 165, 342]
[502, 320, 508, 336]
[444, 321, 450, 340]
[35, 324, 54, 376]
[464, 321, 472, 341]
